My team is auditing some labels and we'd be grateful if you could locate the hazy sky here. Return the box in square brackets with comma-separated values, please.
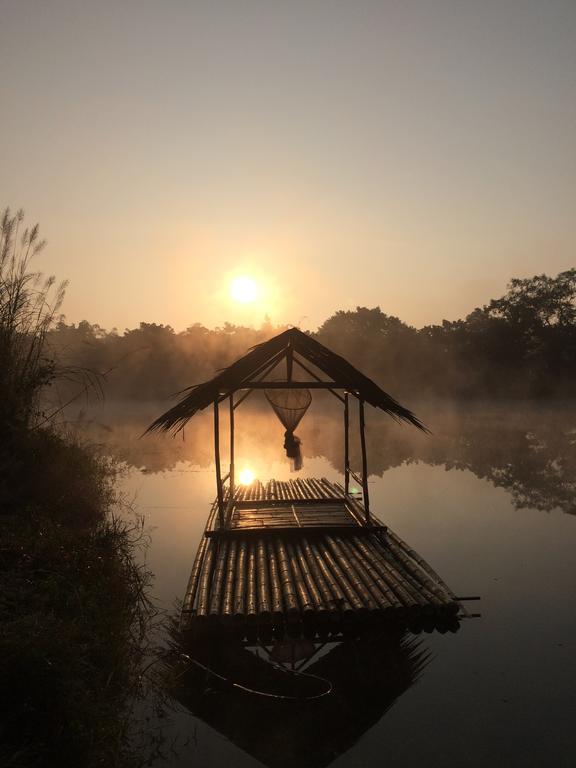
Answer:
[1, 0, 575, 331]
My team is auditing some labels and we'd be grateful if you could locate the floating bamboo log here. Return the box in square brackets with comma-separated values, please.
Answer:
[266, 538, 284, 621]
[350, 536, 405, 612]
[208, 540, 229, 619]
[360, 538, 422, 612]
[300, 537, 339, 616]
[373, 534, 457, 612]
[291, 540, 327, 616]
[275, 539, 300, 616]
[314, 538, 365, 614]
[246, 540, 257, 622]
[182, 522, 210, 614]
[221, 539, 238, 621]
[331, 535, 394, 613]
[285, 540, 315, 615]
[385, 528, 456, 599]
[256, 538, 271, 621]
[233, 541, 247, 620]
[304, 537, 353, 615]
[196, 542, 216, 620]
[324, 535, 378, 613]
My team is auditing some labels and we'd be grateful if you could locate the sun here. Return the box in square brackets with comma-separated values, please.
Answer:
[230, 276, 258, 304]
[239, 468, 255, 485]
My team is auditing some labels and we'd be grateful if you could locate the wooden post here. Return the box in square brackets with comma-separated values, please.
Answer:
[344, 391, 350, 496]
[229, 394, 235, 497]
[214, 399, 224, 529]
[359, 398, 370, 524]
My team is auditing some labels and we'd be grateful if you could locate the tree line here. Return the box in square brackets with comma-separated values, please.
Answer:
[47, 269, 576, 404]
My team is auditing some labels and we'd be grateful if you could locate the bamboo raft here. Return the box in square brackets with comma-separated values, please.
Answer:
[181, 478, 461, 637]
[147, 328, 471, 639]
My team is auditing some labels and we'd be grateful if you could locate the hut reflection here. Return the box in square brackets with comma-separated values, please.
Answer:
[169, 628, 432, 768]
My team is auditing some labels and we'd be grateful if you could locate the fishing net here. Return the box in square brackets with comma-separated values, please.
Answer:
[264, 388, 312, 471]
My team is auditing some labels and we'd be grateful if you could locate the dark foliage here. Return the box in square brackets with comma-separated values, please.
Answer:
[0, 209, 157, 767]
[47, 270, 576, 405]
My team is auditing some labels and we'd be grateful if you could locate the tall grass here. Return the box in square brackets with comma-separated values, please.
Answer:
[0, 208, 161, 766]
[0, 207, 66, 428]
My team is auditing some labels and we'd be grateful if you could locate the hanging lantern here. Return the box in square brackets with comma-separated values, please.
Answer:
[264, 388, 312, 470]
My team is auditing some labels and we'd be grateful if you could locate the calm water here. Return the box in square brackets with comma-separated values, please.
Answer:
[78, 398, 576, 767]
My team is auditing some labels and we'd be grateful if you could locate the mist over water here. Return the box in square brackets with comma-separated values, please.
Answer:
[72, 398, 576, 768]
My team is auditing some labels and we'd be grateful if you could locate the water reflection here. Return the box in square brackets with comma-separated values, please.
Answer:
[168, 628, 430, 768]
[71, 399, 576, 767]
[75, 399, 576, 516]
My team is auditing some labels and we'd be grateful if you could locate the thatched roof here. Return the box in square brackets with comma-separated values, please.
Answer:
[146, 327, 427, 434]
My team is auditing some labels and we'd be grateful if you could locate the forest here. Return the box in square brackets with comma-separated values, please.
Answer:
[48, 269, 576, 403]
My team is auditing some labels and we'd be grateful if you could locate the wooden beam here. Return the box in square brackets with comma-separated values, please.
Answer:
[218, 348, 287, 406]
[293, 356, 345, 403]
[214, 399, 224, 528]
[344, 391, 350, 495]
[359, 398, 370, 523]
[237, 381, 342, 389]
[349, 468, 364, 488]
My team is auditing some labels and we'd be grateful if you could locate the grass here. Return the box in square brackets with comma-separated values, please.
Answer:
[0, 427, 157, 768]
[0, 209, 162, 767]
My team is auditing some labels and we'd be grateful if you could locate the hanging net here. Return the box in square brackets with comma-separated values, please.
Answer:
[264, 388, 312, 471]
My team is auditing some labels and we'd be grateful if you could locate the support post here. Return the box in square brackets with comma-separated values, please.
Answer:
[214, 399, 224, 529]
[359, 398, 370, 524]
[344, 391, 350, 496]
[229, 393, 235, 497]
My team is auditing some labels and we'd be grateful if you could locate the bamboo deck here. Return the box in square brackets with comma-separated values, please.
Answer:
[182, 478, 461, 636]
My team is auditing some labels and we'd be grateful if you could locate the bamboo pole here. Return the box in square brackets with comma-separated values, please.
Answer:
[181, 527, 209, 615]
[385, 527, 457, 600]
[246, 540, 257, 622]
[292, 540, 326, 614]
[300, 537, 339, 615]
[182, 499, 219, 624]
[233, 540, 247, 621]
[196, 543, 216, 619]
[221, 539, 238, 621]
[213, 399, 224, 528]
[310, 539, 360, 613]
[324, 536, 377, 612]
[275, 540, 300, 616]
[308, 478, 328, 499]
[292, 355, 345, 403]
[267, 539, 284, 621]
[344, 391, 350, 496]
[285, 540, 315, 615]
[330, 535, 390, 612]
[319, 478, 340, 499]
[374, 535, 457, 612]
[209, 540, 229, 619]
[229, 394, 235, 498]
[352, 536, 410, 611]
[359, 398, 370, 523]
[256, 537, 271, 621]
[336, 536, 397, 612]
[364, 537, 423, 612]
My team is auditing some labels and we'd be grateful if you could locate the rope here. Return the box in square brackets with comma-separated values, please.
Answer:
[177, 653, 333, 702]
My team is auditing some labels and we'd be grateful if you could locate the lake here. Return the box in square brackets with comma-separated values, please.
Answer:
[77, 398, 576, 767]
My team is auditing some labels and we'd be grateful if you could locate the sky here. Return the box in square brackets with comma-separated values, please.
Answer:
[1, 0, 575, 332]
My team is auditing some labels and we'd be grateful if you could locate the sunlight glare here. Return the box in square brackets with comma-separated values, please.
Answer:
[230, 276, 258, 304]
[239, 468, 255, 485]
